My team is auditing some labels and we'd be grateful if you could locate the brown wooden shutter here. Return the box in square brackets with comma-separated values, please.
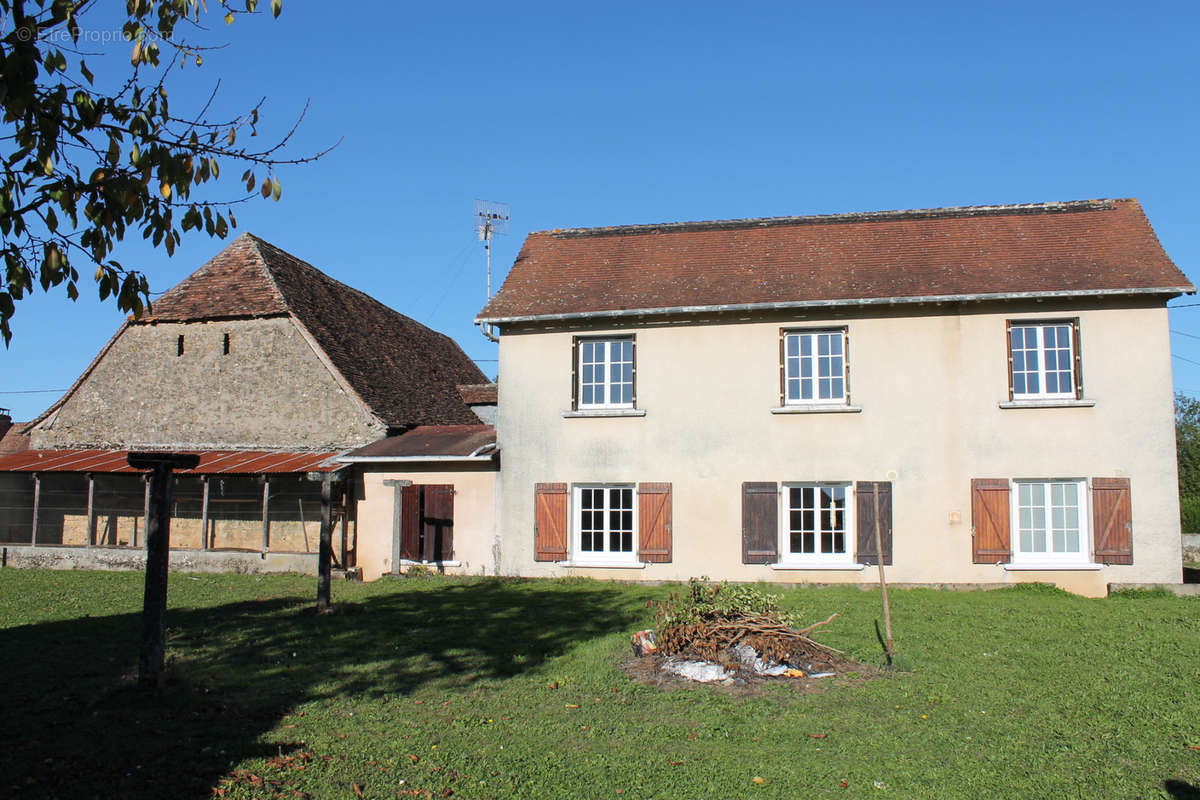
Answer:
[399, 484, 420, 560]
[1071, 318, 1084, 400]
[422, 484, 455, 562]
[637, 482, 671, 563]
[1092, 477, 1132, 565]
[570, 337, 580, 410]
[971, 479, 1011, 564]
[1005, 320, 1014, 401]
[534, 482, 569, 562]
[855, 481, 893, 565]
[742, 482, 778, 564]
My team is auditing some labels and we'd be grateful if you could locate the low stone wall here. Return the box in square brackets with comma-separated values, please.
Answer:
[0, 544, 317, 575]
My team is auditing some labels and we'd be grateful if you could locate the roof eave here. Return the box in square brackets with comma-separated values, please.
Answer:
[335, 454, 497, 464]
[476, 285, 1197, 325]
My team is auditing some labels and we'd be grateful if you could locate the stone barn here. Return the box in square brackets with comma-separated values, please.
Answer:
[0, 233, 493, 576]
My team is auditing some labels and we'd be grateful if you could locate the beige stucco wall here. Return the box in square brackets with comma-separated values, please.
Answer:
[355, 464, 498, 581]
[30, 317, 385, 451]
[494, 298, 1183, 596]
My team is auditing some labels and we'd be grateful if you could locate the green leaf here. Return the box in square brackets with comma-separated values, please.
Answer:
[80, 60, 94, 85]
[45, 207, 58, 233]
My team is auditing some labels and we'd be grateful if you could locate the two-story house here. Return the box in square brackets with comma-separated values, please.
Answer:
[475, 199, 1194, 596]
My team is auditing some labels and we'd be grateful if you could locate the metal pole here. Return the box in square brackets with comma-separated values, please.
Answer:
[317, 474, 333, 613]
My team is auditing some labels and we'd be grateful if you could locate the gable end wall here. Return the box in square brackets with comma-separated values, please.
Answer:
[30, 317, 385, 450]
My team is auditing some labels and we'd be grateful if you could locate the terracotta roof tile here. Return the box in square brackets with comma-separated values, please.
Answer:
[0, 422, 30, 454]
[478, 199, 1193, 321]
[141, 233, 487, 428]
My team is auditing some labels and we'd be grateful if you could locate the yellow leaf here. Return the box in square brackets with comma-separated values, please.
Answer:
[160, 182, 171, 199]
[752, 776, 765, 784]
[224, 11, 234, 24]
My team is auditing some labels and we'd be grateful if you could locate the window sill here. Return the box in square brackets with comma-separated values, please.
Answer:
[998, 398, 1095, 409]
[770, 404, 863, 415]
[557, 560, 647, 569]
[769, 562, 867, 571]
[562, 408, 647, 418]
[400, 559, 462, 568]
[1002, 562, 1103, 571]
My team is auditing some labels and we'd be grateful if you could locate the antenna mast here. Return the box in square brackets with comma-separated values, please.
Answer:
[474, 199, 509, 343]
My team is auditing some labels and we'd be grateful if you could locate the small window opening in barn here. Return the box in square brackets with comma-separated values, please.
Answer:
[223, 333, 230, 355]
[177, 335, 185, 356]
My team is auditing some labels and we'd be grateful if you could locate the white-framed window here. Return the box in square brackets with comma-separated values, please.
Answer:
[577, 337, 634, 409]
[781, 483, 853, 564]
[783, 329, 847, 404]
[1009, 321, 1077, 399]
[1010, 478, 1090, 564]
[573, 484, 637, 563]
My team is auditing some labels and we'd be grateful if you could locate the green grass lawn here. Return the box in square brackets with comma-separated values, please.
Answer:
[0, 570, 1197, 799]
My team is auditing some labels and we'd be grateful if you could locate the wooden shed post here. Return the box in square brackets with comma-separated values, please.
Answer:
[85, 474, 95, 548]
[261, 476, 271, 552]
[200, 477, 210, 550]
[30, 473, 39, 546]
[128, 452, 200, 690]
[138, 476, 150, 549]
[317, 473, 334, 613]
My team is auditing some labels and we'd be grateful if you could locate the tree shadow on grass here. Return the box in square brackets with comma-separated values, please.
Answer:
[1166, 779, 1200, 799]
[0, 577, 649, 798]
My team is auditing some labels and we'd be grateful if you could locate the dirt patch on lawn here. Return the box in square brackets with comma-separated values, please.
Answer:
[620, 652, 880, 696]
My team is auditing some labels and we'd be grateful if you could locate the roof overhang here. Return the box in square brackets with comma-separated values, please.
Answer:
[476, 286, 1196, 326]
[0, 449, 344, 475]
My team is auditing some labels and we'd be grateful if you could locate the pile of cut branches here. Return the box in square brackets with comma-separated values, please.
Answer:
[653, 578, 843, 665]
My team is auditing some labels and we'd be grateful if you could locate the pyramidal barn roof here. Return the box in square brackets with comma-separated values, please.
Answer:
[478, 199, 1193, 322]
[33, 233, 486, 431]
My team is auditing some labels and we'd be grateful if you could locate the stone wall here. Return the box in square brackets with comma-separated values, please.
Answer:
[30, 317, 386, 450]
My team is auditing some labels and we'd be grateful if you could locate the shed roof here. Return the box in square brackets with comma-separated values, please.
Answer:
[478, 199, 1193, 322]
[338, 425, 496, 462]
[0, 449, 341, 474]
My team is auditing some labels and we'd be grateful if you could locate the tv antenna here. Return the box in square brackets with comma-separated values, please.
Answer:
[474, 199, 509, 342]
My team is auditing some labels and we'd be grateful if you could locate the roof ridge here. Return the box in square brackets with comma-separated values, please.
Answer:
[541, 198, 1132, 239]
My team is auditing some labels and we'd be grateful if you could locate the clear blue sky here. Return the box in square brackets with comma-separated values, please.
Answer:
[3, 0, 1200, 420]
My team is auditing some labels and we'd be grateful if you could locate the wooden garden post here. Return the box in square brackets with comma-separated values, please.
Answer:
[127, 452, 200, 689]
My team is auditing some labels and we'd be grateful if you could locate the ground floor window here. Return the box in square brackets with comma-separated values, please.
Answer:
[783, 483, 851, 564]
[1012, 479, 1088, 563]
[574, 484, 635, 562]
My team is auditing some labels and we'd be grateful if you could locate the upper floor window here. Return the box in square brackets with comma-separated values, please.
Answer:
[1008, 320, 1081, 400]
[782, 329, 847, 404]
[574, 337, 635, 409]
